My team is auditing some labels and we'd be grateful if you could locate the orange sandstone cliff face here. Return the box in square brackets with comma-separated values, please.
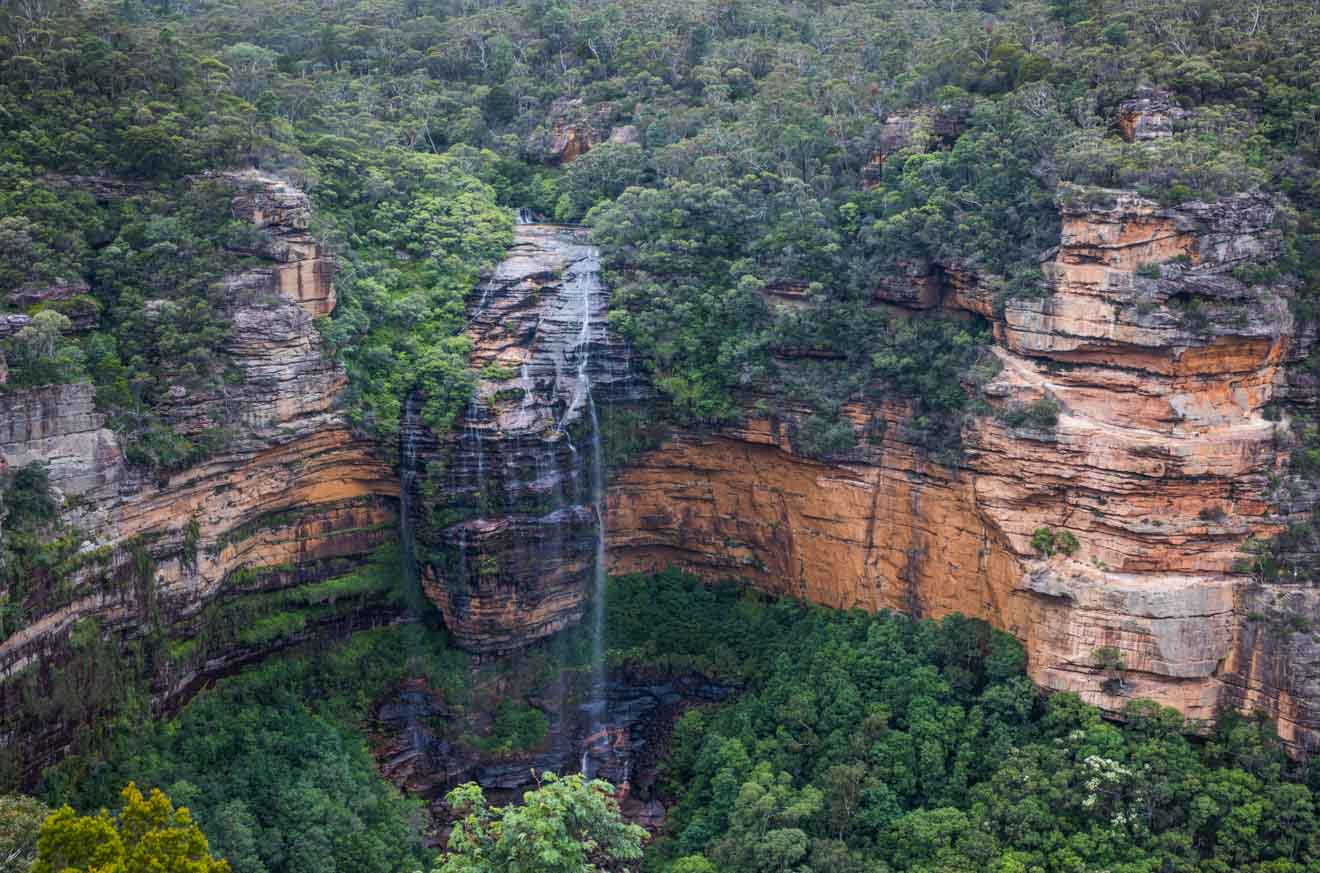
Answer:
[0, 172, 397, 779]
[607, 187, 1320, 751]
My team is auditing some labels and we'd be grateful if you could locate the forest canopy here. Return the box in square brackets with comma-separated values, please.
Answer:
[2, 0, 1316, 456]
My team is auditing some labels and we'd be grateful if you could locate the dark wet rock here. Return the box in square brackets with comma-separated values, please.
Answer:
[413, 224, 648, 653]
[372, 669, 734, 836]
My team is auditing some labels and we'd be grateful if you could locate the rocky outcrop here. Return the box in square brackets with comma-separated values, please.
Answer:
[6, 278, 89, 309]
[0, 173, 398, 781]
[1117, 89, 1189, 142]
[607, 186, 1320, 751]
[531, 98, 628, 165]
[863, 103, 971, 187]
[225, 170, 337, 318]
[411, 223, 647, 653]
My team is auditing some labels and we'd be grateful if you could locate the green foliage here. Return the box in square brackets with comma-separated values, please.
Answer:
[1093, 646, 1126, 673]
[5, 0, 1316, 478]
[473, 701, 550, 755]
[172, 543, 402, 666]
[313, 147, 512, 442]
[557, 143, 650, 222]
[42, 627, 446, 873]
[1027, 526, 1078, 559]
[604, 571, 1320, 873]
[0, 463, 85, 641]
[0, 794, 51, 873]
[999, 397, 1061, 430]
[1, 312, 86, 389]
[437, 773, 645, 873]
[34, 783, 229, 873]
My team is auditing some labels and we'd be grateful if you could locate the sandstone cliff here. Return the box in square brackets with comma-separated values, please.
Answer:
[605, 186, 1320, 753]
[5, 173, 1317, 779]
[0, 172, 398, 780]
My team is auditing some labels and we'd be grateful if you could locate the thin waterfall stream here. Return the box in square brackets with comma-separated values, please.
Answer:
[398, 392, 428, 758]
[369, 213, 674, 820]
[406, 213, 640, 782]
[560, 239, 610, 779]
[399, 392, 421, 588]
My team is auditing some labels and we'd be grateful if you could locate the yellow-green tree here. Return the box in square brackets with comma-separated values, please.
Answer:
[32, 783, 229, 873]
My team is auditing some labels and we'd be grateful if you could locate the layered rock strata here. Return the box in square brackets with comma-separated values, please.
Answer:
[412, 223, 646, 653]
[606, 187, 1320, 752]
[0, 173, 397, 780]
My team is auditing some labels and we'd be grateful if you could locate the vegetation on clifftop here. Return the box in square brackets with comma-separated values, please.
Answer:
[7, 0, 1316, 456]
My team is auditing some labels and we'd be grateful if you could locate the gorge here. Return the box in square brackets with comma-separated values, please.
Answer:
[5, 1, 1320, 869]
[2, 168, 1316, 787]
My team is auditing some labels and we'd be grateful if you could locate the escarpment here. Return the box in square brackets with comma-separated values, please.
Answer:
[6, 171, 1320, 782]
[0, 172, 398, 781]
[606, 187, 1320, 752]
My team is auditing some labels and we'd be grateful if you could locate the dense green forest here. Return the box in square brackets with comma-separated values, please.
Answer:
[13, 571, 1320, 873]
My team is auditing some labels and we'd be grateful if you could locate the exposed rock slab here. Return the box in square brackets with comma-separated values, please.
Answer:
[0, 173, 397, 781]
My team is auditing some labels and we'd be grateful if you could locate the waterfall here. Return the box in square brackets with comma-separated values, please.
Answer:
[400, 393, 421, 581]
[521, 364, 534, 409]
[398, 392, 427, 759]
[515, 207, 537, 225]
[558, 242, 609, 780]
[466, 401, 486, 492]
[583, 392, 607, 779]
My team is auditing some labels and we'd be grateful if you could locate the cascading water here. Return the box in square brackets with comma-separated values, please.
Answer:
[419, 216, 649, 775]
[467, 401, 486, 487]
[582, 392, 607, 778]
[400, 393, 421, 583]
[546, 240, 612, 776]
[558, 245, 611, 779]
[397, 392, 428, 758]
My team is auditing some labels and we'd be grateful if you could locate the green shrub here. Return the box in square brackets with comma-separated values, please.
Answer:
[1000, 397, 1061, 430]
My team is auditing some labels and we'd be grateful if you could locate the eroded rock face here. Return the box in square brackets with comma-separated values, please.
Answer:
[0, 172, 397, 780]
[225, 170, 338, 318]
[413, 224, 647, 653]
[532, 98, 621, 165]
[1117, 89, 1189, 142]
[607, 187, 1320, 752]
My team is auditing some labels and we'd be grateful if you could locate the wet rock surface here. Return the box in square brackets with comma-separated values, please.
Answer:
[413, 222, 647, 653]
[372, 669, 732, 839]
